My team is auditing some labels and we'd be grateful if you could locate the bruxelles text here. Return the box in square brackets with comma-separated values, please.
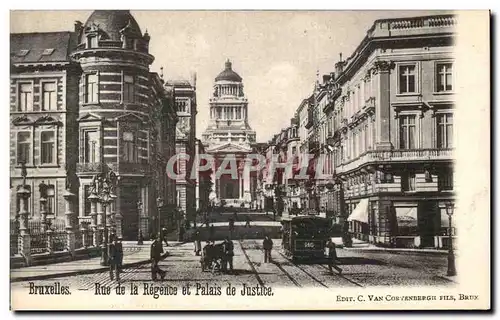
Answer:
[167, 153, 334, 181]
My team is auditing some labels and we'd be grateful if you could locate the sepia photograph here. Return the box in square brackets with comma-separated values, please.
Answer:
[7, 9, 490, 310]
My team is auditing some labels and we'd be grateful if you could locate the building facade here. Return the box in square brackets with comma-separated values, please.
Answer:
[201, 60, 257, 208]
[259, 14, 456, 249]
[10, 10, 179, 241]
[166, 78, 197, 223]
[327, 14, 456, 248]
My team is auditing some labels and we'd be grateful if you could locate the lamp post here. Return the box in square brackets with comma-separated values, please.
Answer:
[445, 201, 457, 276]
[156, 197, 164, 240]
[87, 168, 117, 267]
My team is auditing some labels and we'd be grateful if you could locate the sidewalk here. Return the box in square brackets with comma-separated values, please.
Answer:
[331, 237, 453, 255]
[10, 242, 177, 282]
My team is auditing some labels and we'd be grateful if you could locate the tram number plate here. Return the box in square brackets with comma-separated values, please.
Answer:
[304, 242, 315, 248]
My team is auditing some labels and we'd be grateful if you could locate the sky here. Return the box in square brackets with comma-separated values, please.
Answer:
[10, 10, 450, 142]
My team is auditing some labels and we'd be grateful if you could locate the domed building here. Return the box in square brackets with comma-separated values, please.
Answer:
[9, 10, 179, 253]
[202, 60, 257, 208]
[69, 10, 178, 241]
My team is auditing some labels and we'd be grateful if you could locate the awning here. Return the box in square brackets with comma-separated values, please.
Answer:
[395, 207, 418, 227]
[347, 199, 369, 223]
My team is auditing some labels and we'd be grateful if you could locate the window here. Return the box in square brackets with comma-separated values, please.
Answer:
[87, 35, 98, 48]
[436, 63, 453, 92]
[42, 82, 57, 111]
[399, 65, 416, 94]
[438, 167, 454, 191]
[17, 131, 31, 164]
[42, 48, 55, 56]
[437, 113, 453, 149]
[123, 75, 135, 103]
[18, 83, 33, 111]
[401, 171, 416, 192]
[84, 73, 98, 103]
[40, 131, 55, 164]
[217, 108, 221, 119]
[84, 130, 99, 163]
[123, 132, 137, 163]
[46, 184, 55, 215]
[84, 185, 92, 216]
[399, 115, 416, 149]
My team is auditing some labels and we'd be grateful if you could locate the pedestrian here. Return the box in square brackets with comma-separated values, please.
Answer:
[245, 215, 251, 228]
[162, 227, 169, 247]
[108, 233, 122, 281]
[228, 218, 235, 236]
[233, 211, 238, 222]
[193, 230, 202, 256]
[209, 223, 215, 240]
[263, 235, 273, 263]
[223, 237, 234, 273]
[150, 233, 166, 281]
[326, 239, 342, 274]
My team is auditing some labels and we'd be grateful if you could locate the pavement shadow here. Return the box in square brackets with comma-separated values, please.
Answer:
[337, 257, 387, 266]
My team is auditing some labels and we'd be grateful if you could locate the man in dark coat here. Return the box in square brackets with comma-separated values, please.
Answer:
[326, 239, 342, 274]
[108, 233, 122, 281]
[222, 237, 234, 273]
[263, 235, 273, 263]
[151, 234, 166, 281]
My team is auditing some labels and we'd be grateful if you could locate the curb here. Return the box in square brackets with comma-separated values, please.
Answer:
[10, 252, 169, 283]
[344, 247, 451, 255]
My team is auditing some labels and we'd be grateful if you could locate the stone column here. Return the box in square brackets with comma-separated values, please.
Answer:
[89, 193, 99, 247]
[40, 197, 48, 233]
[17, 185, 31, 266]
[96, 201, 104, 246]
[373, 60, 394, 150]
[81, 223, 89, 248]
[63, 190, 76, 255]
[243, 164, 251, 203]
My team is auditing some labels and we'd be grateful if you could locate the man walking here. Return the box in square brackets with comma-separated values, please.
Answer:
[228, 217, 235, 237]
[151, 234, 166, 281]
[263, 235, 273, 263]
[326, 239, 342, 274]
[245, 215, 251, 228]
[193, 229, 202, 256]
[108, 233, 122, 281]
[223, 237, 234, 273]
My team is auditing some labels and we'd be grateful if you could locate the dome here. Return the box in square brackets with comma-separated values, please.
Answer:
[80, 10, 143, 43]
[215, 59, 242, 82]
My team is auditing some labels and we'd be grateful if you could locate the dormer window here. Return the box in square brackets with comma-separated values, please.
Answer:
[16, 49, 29, 57]
[87, 35, 98, 49]
[41, 48, 55, 56]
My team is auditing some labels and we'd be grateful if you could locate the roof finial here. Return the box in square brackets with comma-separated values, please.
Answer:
[339, 52, 343, 62]
[160, 66, 164, 80]
[225, 59, 232, 70]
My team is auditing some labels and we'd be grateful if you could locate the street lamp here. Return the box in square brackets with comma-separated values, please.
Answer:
[87, 168, 117, 267]
[156, 197, 164, 240]
[445, 202, 457, 276]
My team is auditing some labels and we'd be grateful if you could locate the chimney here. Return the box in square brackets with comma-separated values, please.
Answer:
[335, 52, 344, 76]
[74, 20, 83, 34]
[191, 71, 197, 88]
[322, 74, 331, 84]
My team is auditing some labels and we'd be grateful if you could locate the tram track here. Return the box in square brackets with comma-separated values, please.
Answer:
[316, 264, 364, 287]
[238, 239, 265, 286]
[240, 239, 329, 288]
[275, 249, 329, 288]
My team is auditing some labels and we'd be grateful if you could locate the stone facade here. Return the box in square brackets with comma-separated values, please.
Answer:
[10, 10, 178, 241]
[201, 60, 257, 208]
[259, 14, 456, 249]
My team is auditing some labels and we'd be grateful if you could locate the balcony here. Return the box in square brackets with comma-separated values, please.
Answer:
[118, 162, 150, 174]
[337, 148, 454, 174]
[76, 162, 150, 175]
[76, 162, 105, 174]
